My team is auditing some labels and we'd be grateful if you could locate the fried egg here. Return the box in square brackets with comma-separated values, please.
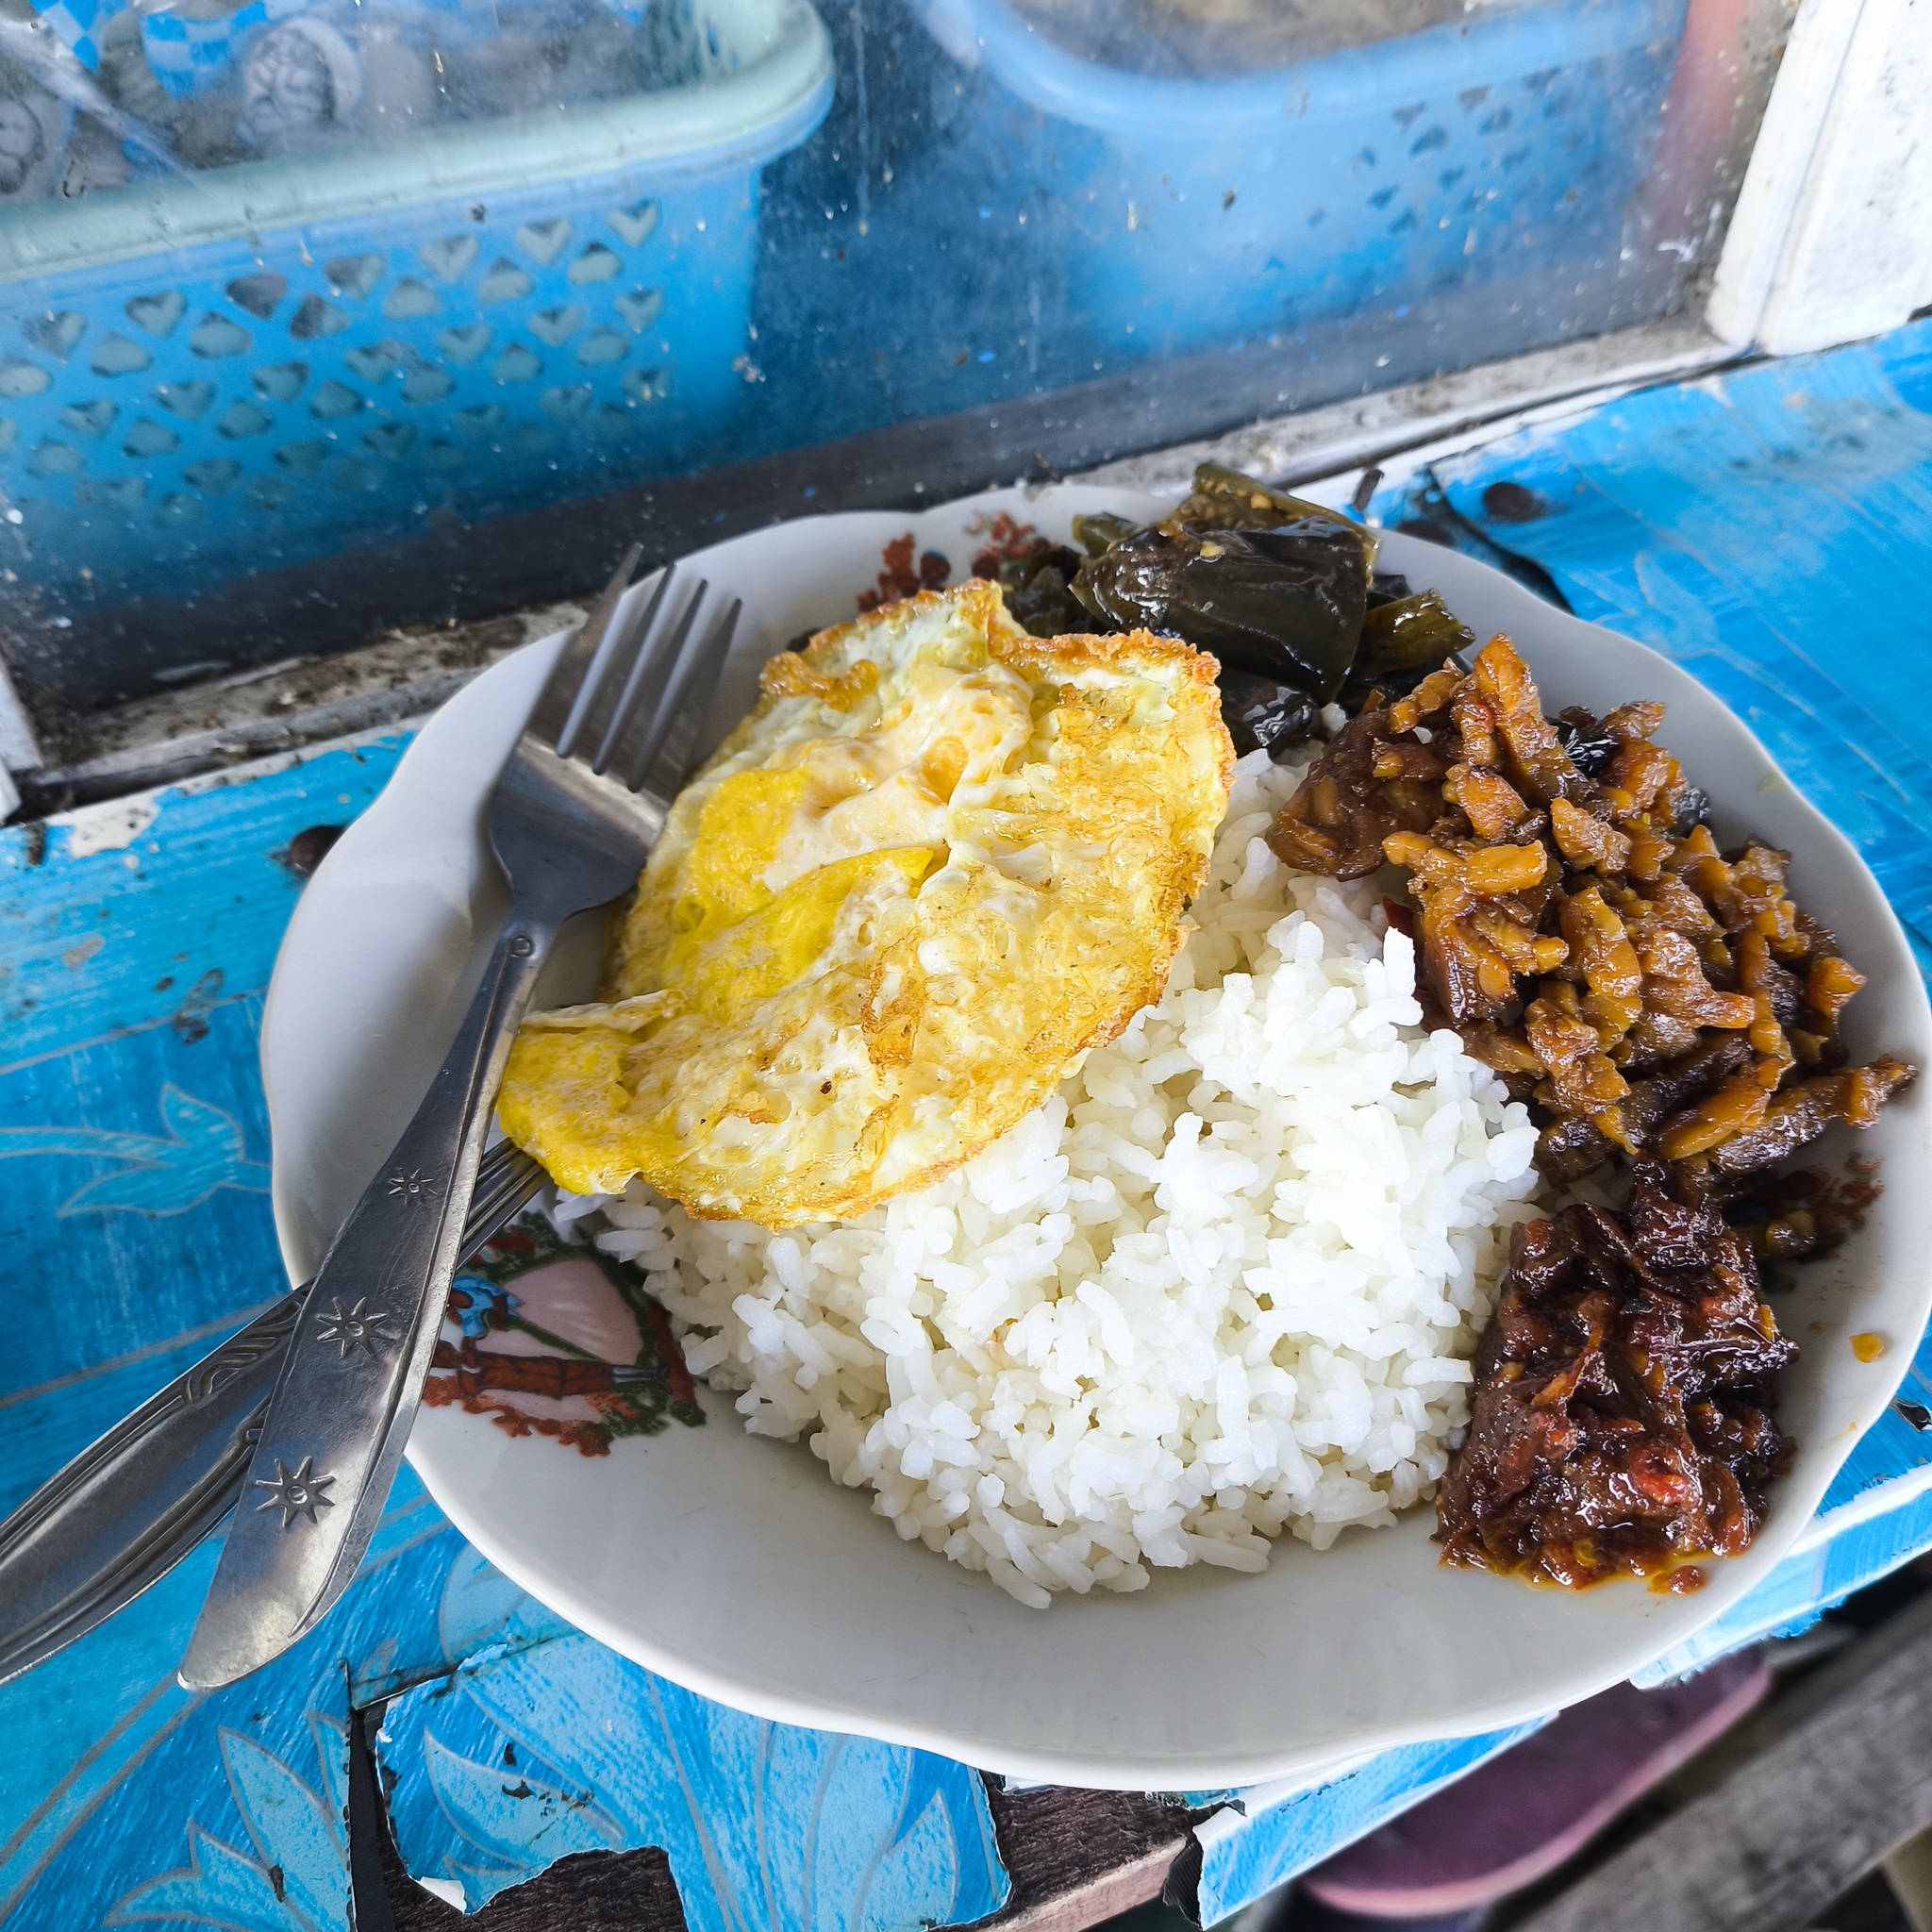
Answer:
[498, 578, 1233, 1226]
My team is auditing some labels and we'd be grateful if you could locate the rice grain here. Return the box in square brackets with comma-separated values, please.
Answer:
[582, 748, 1543, 1605]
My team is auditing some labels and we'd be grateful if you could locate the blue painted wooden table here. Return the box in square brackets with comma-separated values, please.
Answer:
[5, 312, 1932, 1931]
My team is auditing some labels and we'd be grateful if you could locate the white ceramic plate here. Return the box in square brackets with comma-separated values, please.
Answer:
[264, 485, 1932, 1790]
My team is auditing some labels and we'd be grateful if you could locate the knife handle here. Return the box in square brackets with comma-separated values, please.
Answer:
[0, 1293, 298, 1687]
[179, 911, 557, 1689]
[0, 1145, 545, 1689]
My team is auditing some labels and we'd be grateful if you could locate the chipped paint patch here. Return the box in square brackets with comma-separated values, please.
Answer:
[59, 796, 159, 858]
[61, 933, 104, 970]
[171, 721, 415, 800]
[3, 738, 408, 1073]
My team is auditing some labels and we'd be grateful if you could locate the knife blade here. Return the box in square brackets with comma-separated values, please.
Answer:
[0, 1143, 545, 1687]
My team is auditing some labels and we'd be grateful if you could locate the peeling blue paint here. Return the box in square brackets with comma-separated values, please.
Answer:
[11, 314, 1932, 1929]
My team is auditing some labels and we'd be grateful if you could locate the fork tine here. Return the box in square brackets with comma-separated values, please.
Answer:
[609, 578, 708, 786]
[570, 564, 674, 775]
[554, 572, 651, 763]
[462, 1144, 543, 1253]
[588, 565, 681, 775]
[525, 542, 641, 756]
[630, 594, 740, 804]
[475, 1136, 512, 1188]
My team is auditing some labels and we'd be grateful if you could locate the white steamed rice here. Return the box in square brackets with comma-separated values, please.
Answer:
[566, 747, 1544, 1607]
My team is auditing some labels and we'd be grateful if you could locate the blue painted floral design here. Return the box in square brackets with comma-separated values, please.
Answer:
[375, 1553, 1009, 1928]
[109, 1713, 351, 1932]
[0, 1083, 270, 1216]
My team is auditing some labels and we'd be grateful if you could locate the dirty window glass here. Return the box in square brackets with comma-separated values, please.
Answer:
[0, 0, 1790, 713]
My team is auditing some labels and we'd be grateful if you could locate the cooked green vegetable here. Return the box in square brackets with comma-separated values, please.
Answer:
[1071, 511, 1140, 558]
[1071, 468, 1375, 699]
[1356, 591, 1475, 680]
[1330, 590, 1475, 712]
[1000, 542, 1089, 638]
[1174, 463, 1372, 543]
[1219, 671, 1319, 761]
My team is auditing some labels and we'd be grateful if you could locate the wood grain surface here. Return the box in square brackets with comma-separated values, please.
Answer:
[380, 1835, 689, 1932]
[366, 1744, 1195, 1932]
[977, 1785, 1197, 1932]
[1513, 1592, 1932, 1932]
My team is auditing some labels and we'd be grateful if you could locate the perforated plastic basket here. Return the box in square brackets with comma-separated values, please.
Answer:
[912, 0, 1686, 358]
[0, 0, 830, 611]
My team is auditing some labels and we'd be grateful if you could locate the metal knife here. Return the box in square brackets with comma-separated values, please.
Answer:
[0, 1142, 543, 1688]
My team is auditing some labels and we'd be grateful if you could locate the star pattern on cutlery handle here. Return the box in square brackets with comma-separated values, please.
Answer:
[387, 1167, 441, 1206]
[252, 1457, 334, 1529]
[310, 1296, 400, 1359]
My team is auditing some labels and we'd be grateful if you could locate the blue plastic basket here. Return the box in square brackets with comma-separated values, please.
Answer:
[911, 0, 1687, 358]
[0, 0, 830, 610]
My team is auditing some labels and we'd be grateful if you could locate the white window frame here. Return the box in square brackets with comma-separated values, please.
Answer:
[1709, 0, 1932, 353]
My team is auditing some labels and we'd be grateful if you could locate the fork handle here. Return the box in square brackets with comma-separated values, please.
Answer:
[177, 906, 559, 1690]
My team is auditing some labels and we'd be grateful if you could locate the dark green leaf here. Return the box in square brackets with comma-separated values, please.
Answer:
[1354, 590, 1475, 680]
[1220, 671, 1319, 760]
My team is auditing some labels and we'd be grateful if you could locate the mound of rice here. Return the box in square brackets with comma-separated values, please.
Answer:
[580, 748, 1543, 1607]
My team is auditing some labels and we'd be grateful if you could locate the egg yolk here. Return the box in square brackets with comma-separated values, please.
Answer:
[647, 662, 1032, 1029]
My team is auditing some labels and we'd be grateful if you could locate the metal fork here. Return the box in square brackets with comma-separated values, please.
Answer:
[178, 552, 741, 1690]
[0, 1139, 543, 1689]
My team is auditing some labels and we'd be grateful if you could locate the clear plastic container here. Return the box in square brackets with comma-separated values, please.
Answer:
[0, 0, 831, 609]
[911, 0, 1687, 357]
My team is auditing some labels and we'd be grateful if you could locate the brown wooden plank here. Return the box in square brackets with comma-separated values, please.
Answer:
[352, 1701, 688, 1932]
[1510, 1594, 1932, 1932]
[975, 1784, 1198, 1932]
[380, 1837, 689, 1932]
[362, 1725, 1195, 1932]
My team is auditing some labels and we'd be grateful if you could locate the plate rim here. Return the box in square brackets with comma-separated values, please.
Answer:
[264, 483, 1932, 1789]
